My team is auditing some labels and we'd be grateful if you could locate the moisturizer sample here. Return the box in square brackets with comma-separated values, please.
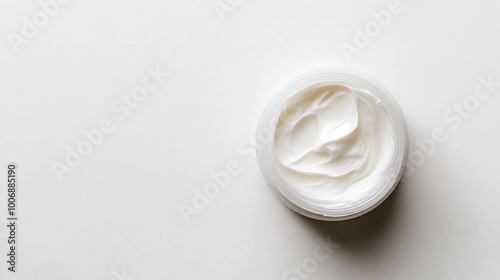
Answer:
[274, 85, 397, 207]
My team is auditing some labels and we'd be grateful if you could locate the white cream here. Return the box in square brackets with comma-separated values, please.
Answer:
[274, 84, 397, 208]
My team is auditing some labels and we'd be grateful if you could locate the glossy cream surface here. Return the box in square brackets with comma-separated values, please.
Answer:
[274, 84, 397, 207]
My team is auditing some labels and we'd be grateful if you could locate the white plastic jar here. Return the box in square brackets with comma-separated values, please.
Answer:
[256, 69, 408, 221]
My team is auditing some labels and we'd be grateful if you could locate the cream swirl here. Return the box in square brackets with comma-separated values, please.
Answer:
[274, 84, 397, 206]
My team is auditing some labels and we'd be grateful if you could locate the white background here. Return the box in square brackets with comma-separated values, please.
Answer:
[1, 0, 500, 279]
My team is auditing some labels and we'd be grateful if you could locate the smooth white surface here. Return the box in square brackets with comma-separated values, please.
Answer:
[0, 0, 500, 279]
